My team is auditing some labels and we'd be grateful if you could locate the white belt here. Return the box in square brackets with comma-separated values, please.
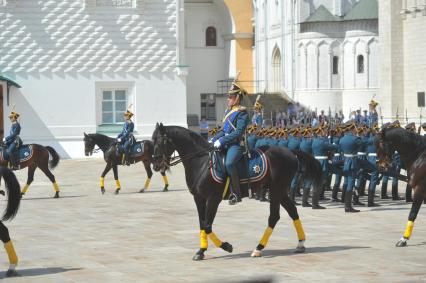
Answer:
[357, 152, 366, 156]
[368, 153, 377, 157]
[315, 156, 328, 160]
[344, 154, 355, 158]
[334, 153, 341, 157]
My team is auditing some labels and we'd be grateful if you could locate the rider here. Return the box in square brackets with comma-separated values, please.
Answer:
[252, 96, 263, 126]
[4, 111, 21, 170]
[117, 109, 134, 166]
[211, 80, 249, 204]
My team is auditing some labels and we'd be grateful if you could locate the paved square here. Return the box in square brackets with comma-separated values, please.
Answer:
[1, 158, 426, 282]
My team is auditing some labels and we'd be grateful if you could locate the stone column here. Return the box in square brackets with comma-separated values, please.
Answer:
[366, 47, 370, 88]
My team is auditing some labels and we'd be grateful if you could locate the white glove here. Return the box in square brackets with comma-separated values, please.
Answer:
[214, 140, 222, 149]
[117, 138, 122, 143]
[2, 137, 5, 142]
[208, 138, 213, 144]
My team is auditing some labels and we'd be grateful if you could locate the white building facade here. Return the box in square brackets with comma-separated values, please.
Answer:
[0, 0, 187, 158]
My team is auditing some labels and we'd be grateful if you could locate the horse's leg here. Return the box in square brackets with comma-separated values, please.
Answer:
[38, 162, 60, 198]
[193, 195, 208, 261]
[0, 221, 18, 277]
[204, 196, 233, 254]
[100, 163, 112, 195]
[281, 195, 306, 253]
[112, 165, 121, 195]
[160, 170, 169, 192]
[251, 195, 281, 257]
[21, 164, 36, 197]
[396, 186, 424, 247]
[139, 161, 153, 193]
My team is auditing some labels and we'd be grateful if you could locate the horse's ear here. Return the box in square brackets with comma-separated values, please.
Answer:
[159, 123, 165, 134]
[84, 132, 88, 138]
[155, 122, 159, 128]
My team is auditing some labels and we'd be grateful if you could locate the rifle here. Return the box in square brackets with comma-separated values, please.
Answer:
[405, 108, 408, 127]
[419, 108, 423, 134]
[379, 106, 384, 127]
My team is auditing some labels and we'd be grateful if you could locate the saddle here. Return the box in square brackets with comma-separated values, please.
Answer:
[0, 144, 33, 163]
[114, 140, 145, 165]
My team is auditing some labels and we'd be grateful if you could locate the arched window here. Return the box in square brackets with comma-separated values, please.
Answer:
[206, 26, 217, 47]
[332, 56, 339, 74]
[272, 47, 282, 92]
[357, 55, 364, 73]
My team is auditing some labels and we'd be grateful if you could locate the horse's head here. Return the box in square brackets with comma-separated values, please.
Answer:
[83, 133, 96, 156]
[375, 129, 393, 171]
[152, 123, 175, 172]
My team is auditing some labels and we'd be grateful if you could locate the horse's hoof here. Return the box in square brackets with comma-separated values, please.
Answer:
[115, 189, 120, 195]
[101, 188, 105, 195]
[0, 190, 5, 196]
[251, 249, 262, 257]
[396, 238, 408, 247]
[312, 205, 326, 210]
[221, 242, 233, 253]
[54, 192, 60, 198]
[163, 186, 169, 192]
[295, 241, 306, 253]
[192, 253, 205, 261]
[6, 269, 18, 277]
[139, 188, 145, 193]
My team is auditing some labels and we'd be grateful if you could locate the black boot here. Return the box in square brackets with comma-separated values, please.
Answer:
[341, 184, 347, 203]
[10, 153, 19, 170]
[405, 185, 413, 203]
[368, 191, 380, 207]
[353, 189, 365, 206]
[345, 191, 360, 213]
[392, 183, 404, 200]
[228, 170, 242, 205]
[260, 187, 268, 202]
[331, 185, 340, 202]
[302, 188, 312, 207]
[289, 189, 300, 205]
[381, 181, 389, 199]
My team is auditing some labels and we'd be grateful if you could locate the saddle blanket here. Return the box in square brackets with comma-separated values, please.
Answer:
[210, 148, 268, 184]
[1, 145, 33, 162]
[119, 141, 145, 158]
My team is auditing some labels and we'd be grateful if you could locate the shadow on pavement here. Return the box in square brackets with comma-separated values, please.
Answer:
[21, 195, 88, 201]
[0, 267, 82, 278]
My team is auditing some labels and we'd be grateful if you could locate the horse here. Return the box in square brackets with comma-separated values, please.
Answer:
[0, 143, 60, 198]
[375, 127, 426, 247]
[0, 167, 22, 277]
[151, 124, 323, 260]
[83, 133, 169, 194]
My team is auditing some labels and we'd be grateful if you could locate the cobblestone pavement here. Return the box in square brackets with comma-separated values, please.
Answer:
[0, 158, 425, 283]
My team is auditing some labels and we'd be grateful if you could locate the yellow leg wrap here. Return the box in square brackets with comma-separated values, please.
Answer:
[4, 241, 18, 265]
[208, 232, 222, 248]
[200, 230, 208, 249]
[115, 180, 121, 190]
[53, 182, 60, 192]
[222, 177, 230, 199]
[162, 175, 169, 186]
[21, 184, 29, 194]
[403, 220, 415, 239]
[144, 178, 151, 189]
[293, 219, 306, 241]
[259, 227, 274, 247]
[100, 177, 105, 188]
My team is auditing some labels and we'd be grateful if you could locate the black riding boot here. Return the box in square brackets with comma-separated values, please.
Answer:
[392, 182, 404, 200]
[331, 185, 340, 202]
[405, 185, 413, 203]
[340, 183, 347, 203]
[368, 191, 380, 207]
[345, 191, 360, 213]
[353, 188, 365, 206]
[10, 153, 19, 170]
[228, 170, 242, 205]
[125, 150, 131, 166]
[312, 185, 325, 209]
[381, 180, 389, 199]
[302, 188, 312, 207]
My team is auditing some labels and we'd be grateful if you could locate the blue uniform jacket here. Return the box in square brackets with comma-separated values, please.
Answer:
[213, 106, 249, 147]
[6, 122, 21, 145]
[247, 134, 258, 151]
[312, 137, 337, 171]
[277, 138, 288, 147]
[117, 121, 134, 141]
[287, 136, 301, 150]
[252, 113, 263, 126]
[339, 133, 365, 172]
[300, 138, 313, 154]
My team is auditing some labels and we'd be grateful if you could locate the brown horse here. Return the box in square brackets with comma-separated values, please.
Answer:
[84, 133, 169, 194]
[376, 127, 426, 247]
[0, 144, 60, 198]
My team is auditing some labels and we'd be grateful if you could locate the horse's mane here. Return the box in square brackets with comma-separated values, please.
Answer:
[165, 126, 210, 150]
[384, 127, 426, 151]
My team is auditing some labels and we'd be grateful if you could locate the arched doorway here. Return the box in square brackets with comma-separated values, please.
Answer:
[272, 47, 282, 93]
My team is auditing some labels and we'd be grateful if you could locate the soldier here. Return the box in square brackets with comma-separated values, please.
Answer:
[365, 123, 380, 206]
[3, 111, 22, 170]
[330, 125, 343, 202]
[117, 109, 135, 166]
[404, 122, 416, 203]
[252, 97, 263, 126]
[210, 80, 249, 205]
[299, 126, 314, 207]
[354, 124, 368, 204]
[367, 99, 379, 127]
[288, 125, 302, 203]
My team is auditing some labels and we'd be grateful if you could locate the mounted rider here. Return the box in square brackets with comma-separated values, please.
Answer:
[210, 77, 249, 205]
[117, 109, 134, 166]
[4, 111, 22, 170]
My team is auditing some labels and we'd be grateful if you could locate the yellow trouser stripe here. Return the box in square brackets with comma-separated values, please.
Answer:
[259, 227, 274, 247]
[22, 184, 29, 194]
[121, 154, 125, 164]
[222, 177, 230, 199]
[100, 177, 105, 188]
[200, 230, 208, 249]
[293, 219, 306, 241]
[115, 180, 121, 189]
[4, 241, 18, 265]
[162, 175, 169, 185]
[403, 220, 414, 239]
[53, 182, 60, 192]
[208, 232, 222, 247]
[144, 178, 151, 189]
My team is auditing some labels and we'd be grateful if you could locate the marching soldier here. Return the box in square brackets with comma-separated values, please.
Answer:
[365, 123, 380, 206]
[252, 96, 263, 126]
[288, 125, 302, 203]
[330, 125, 343, 202]
[117, 109, 135, 166]
[4, 111, 22, 170]
[210, 79, 249, 204]
[299, 126, 314, 207]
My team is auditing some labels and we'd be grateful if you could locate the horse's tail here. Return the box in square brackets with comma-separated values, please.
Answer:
[45, 146, 60, 169]
[1, 167, 21, 221]
[292, 150, 322, 189]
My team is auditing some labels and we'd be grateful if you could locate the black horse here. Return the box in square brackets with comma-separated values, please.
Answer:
[151, 124, 322, 260]
[0, 167, 22, 277]
[376, 127, 426, 247]
[84, 133, 169, 194]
